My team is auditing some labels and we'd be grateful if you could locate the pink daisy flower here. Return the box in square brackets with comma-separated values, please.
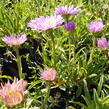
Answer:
[55, 5, 81, 16]
[0, 78, 27, 107]
[28, 15, 64, 32]
[97, 37, 108, 50]
[87, 21, 104, 33]
[41, 68, 57, 82]
[102, 4, 109, 9]
[2, 34, 27, 46]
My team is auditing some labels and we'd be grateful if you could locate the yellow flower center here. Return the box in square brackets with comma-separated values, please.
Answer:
[5, 91, 23, 107]
[47, 69, 54, 81]
[46, 21, 55, 27]
[12, 41, 17, 44]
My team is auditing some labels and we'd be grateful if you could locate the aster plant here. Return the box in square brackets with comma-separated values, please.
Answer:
[55, 5, 80, 24]
[87, 21, 105, 47]
[54, 5, 80, 62]
[40, 68, 57, 109]
[64, 21, 76, 61]
[1, 1, 109, 109]
[29, 15, 64, 67]
[2, 34, 27, 79]
[0, 78, 27, 108]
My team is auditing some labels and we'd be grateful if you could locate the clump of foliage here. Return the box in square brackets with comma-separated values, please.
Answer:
[0, 0, 109, 109]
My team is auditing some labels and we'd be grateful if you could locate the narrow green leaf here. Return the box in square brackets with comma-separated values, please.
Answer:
[97, 75, 104, 96]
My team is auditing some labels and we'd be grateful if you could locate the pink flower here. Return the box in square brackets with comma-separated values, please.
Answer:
[87, 21, 104, 33]
[41, 68, 57, 82]
[102, 4, 109, 9]
[55, 5, 81, 16]
[2, 34, 27, 46]
[97, 37, 108, 50]
[28, 15, 64, 32]
[0, 78, 27, 107]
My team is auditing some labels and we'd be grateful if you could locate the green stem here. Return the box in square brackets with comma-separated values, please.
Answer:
[68, 35, 71, 61]
[69, 32, 75, 61]
[15, 47, 23, 79]
[41, 82, 51, 109]
[88, 34, 96, 65]
[49, 30, 55, 67]
[92, 35, 96, 47]
[63, 15, 69, 23]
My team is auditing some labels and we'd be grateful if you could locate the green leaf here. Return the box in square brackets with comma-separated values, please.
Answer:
[87, 74, 97, 78]
[28, 80, 41, 90]
[0, 75, 13, 81]
[97, 75, 104, 96]
[93, 89, 100, 106]
[25, 98, 33, 109]
[72, 101, 88, 109]
[83, 80, 91, 101]
[82, 95, 92, 109]
[101, 96, 109, 105]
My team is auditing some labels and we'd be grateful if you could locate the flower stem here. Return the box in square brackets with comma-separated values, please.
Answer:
[69, 35, 71, 61]
[41, 82, 51, 109]
[92, 35, 96, 47]
[69, 32, 75, 61]
[15, 47, 23, 79]
[88, 34, 96, 64]
[49, 30, 55, 67]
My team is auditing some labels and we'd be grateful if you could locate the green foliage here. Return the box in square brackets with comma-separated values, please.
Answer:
[0, 0, 109, 109]
[72, 75, 109, 109]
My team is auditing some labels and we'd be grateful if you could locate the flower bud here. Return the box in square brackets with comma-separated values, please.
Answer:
[41, 68, 57, 82]
[64, 22, 75, 31]
[97, 37, 108, 50]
